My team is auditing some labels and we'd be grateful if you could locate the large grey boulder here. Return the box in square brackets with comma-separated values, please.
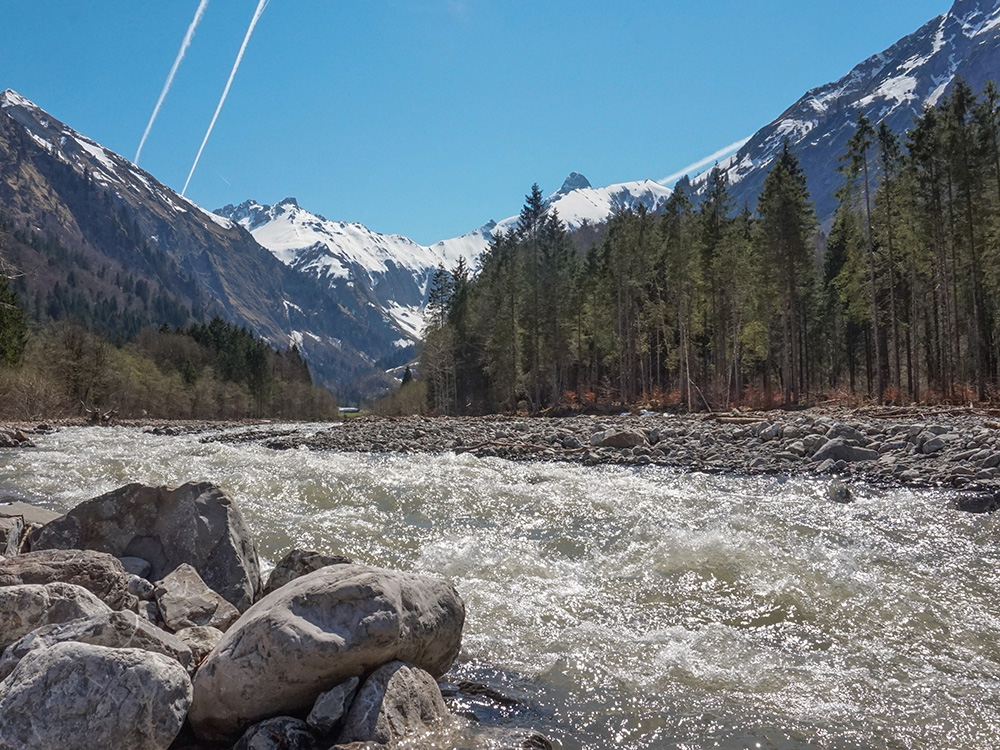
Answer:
[0, 609, 193, 680]
[30, 482, 261, 612]
[0, 581, 110, 649]
[0, 549, 138, 611]
[0, 642, 192, 750]
[263, 548, 352, 597]
[336, 661, 449, 746]
[154, 563, 240, 632]
[189, 564, 464, 742]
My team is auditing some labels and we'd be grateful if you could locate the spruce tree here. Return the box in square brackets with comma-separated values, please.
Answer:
[757, 141, 817, 405]
[0, 274, 26, 367]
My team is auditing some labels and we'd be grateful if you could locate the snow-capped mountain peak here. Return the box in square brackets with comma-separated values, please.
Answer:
[557, 172, 593, 195]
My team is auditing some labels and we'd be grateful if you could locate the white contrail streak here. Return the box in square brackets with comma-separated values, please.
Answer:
[135, 0, 210, 165]
[659, 136, 752, 186]
[182, 0, 268, 196]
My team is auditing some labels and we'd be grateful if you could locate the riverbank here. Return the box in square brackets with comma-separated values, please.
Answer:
[194, 408, 1000, 503]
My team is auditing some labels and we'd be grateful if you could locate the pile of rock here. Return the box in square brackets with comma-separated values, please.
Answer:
[0, 482, 468, 750]
[240, 413, 1000, 503]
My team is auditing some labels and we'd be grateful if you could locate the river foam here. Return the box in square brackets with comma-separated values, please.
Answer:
[1, 425, 998, 748]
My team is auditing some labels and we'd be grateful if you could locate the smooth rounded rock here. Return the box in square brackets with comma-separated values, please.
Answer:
[336, 661, 449, 746]
[262, 548, 352, 597]
[30, 481, 261, 612]
[233, 717, 316, 750]
[189, 564, 464, 742]
[0, 642, 192, 750]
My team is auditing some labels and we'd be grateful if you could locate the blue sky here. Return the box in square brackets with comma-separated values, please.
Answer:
[2, 0, 950, 244]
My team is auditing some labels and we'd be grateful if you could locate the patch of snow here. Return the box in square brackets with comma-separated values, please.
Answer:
[387, 302, 426, 339]
[76, 138, 121, 181]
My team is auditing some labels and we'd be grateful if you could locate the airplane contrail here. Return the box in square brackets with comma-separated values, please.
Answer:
[659, 136, 752, 186]
[135, 0, 211, 165]
[182, 0, 269, 196]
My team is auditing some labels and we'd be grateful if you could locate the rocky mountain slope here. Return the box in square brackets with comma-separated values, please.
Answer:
[219, 174, 673, 339]
[0, 89, 408, 393]
[691, 0, 1000, 222]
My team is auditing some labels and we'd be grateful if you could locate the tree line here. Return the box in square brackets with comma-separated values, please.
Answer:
[0, 267, 337, 421]
[420, 79, 1000, 414]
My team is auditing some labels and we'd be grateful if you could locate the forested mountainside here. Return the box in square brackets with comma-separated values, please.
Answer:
[417, 80, 1000, 414]
[0, 90, 407, 396]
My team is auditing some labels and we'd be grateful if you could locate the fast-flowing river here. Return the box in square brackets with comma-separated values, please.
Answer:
[2, 425, 999, 749]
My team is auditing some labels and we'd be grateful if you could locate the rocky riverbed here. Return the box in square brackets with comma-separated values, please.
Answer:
[0, 481, 540, 750]
[192, 410, 1000, 508]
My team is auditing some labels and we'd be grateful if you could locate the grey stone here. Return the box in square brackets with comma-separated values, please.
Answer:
[189, 564, 464, 742]
[826, 424, 866, 444]
[828, 480, 853, 504]
[154, 563, 240, 633]
[922, 435, 959, 454]
[129, 574, 156, 601]
[813, 459, 836, 474]
[561, 435, 583, 450]
[0, 548, 138, 611]
[599, 431, 647, 449]
[0, 642, 191, 750]
[786, 441, 807, 457]
[174, 625, 224, 667]
[760, 423, 783, 441]
[307, 676, 360, 735]
[812, 438, 878, 464]
[0, 581, 110, 650]
[0, 609, 193, 680]
[881, 440, 907, 453]
[983, 452, 1000, 469]
[233, 717, 316, 750]
[0, 515, 23, 557]
[138, 600, 161, 626]
[336, 661, 448, 746]
[30, 481, 261, 612]
[119, 556, 153, 578]
[956, 493, 1000, 514]
[263, 548, 353, 597]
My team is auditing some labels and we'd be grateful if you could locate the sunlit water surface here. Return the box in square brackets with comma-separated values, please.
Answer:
[2, 426, 999, 749]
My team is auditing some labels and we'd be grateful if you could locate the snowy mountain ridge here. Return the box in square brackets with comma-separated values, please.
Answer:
[689, 0, 1000, 222]
[218, 175, 673, 337]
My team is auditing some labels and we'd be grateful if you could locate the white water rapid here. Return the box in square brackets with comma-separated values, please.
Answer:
[1, 425, 998, 749]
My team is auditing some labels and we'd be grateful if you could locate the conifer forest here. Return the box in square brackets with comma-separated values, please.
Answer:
[420, 81, 1000, 414]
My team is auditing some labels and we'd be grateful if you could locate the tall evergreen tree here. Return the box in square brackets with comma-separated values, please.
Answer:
[757, 141, 817, 405]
